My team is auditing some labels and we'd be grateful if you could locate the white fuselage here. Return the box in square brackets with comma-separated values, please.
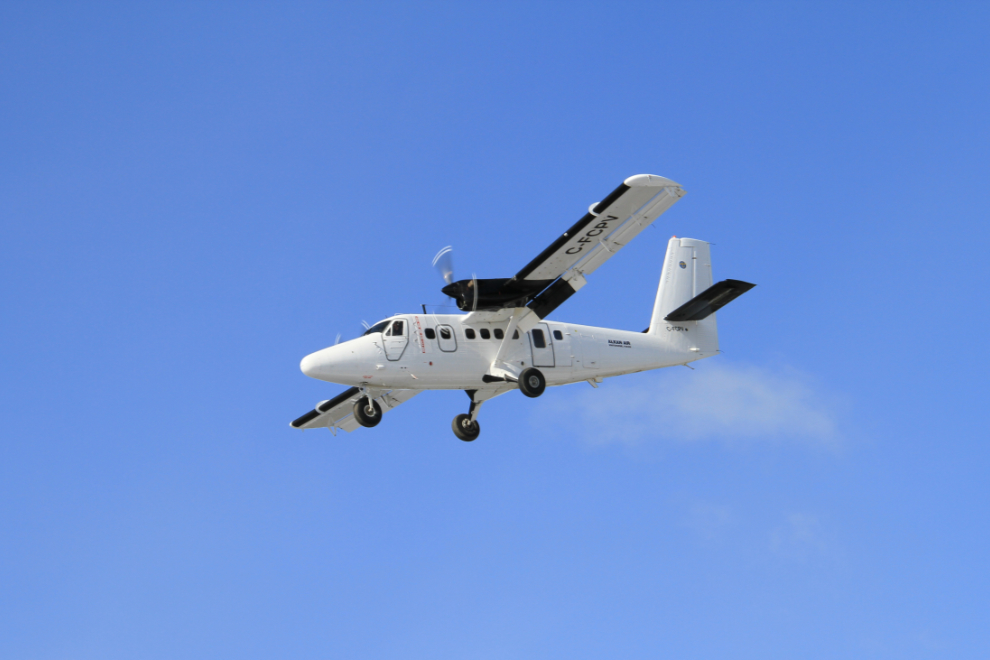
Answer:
[300, 313, 707, 391]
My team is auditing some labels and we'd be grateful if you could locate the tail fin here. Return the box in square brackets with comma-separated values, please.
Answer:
[650, 237, 713, 331]
[648, 237, 755, 359]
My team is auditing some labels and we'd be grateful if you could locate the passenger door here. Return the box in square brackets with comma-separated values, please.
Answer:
[384, 318, 408, 361]
[529, 323, 555, 367]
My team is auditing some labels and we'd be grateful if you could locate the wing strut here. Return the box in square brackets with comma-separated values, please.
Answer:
[485, 306, 539, 382]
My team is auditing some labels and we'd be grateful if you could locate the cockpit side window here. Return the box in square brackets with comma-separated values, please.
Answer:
[390, 320, 404, 336]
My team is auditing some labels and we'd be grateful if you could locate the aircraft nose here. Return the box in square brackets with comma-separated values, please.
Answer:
[300, 351, 328, 378]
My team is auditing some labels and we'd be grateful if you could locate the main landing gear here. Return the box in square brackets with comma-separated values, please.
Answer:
[518, 367, 546, 398]
[353, 396, 382, 427]
[452, 389, 483, 442]
[452, 413, 480, 442]
[451, 368, 546, 441]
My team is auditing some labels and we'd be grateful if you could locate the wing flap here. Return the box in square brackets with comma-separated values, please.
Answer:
[575, 185, 685, 276]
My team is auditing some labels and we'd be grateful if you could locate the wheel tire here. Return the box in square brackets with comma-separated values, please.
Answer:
[353, 398, 382, 427]
[518, 367, 546, 398]
[452, 413, 481, 442]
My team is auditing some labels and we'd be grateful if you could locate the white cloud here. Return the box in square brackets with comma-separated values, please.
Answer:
[536, 360, 844, 446]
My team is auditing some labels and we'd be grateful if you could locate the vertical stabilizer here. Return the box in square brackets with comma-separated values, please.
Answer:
[649, 237, 719, 356]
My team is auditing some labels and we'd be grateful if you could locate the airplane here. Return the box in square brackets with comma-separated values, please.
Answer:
[291, 174, 755, 441]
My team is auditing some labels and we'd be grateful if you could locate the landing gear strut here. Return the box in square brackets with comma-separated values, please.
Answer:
[452, 390, 484, 441]
[353, 397, 382, 427]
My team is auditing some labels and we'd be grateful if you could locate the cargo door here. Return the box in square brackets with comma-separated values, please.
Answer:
[529, 324, 555, 368]
[549, 326, 572, 367]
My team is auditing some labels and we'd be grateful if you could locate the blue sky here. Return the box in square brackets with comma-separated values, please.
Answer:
[2, 2, 988, 658]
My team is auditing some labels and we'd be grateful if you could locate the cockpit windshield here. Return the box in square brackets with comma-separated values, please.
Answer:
[362, 320, 391, 336]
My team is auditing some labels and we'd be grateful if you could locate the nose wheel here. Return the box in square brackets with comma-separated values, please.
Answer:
[452, 413, 481, 442]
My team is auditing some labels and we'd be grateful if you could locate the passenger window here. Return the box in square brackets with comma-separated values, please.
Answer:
[437, 325, 457, 352]
[553, 330, 563, 340]
[531, 329, 546, 348]
[465, 328, 476, 339]
[391, 320, 403, 336]
[513, 330, 519, 339]
[480, 328, 491, 339]
[494, 328, 504, 340]
[425, 328, 436, 340]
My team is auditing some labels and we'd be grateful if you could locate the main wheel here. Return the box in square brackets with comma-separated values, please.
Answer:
[518, 367, 546, 398]
[353, 398, 382, 427]
[452, 413, 481, 442]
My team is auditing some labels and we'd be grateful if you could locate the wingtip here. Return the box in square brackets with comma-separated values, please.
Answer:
[624, 173, 682, 188]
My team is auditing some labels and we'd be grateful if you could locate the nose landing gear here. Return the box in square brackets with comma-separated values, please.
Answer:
[450, 371, 545, 441]
[452, 389, 485, 442]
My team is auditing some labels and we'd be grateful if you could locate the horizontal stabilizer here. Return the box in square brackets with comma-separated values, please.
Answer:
[664, 279, 756, 322]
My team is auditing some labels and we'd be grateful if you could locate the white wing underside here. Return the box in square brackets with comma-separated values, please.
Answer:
[293, 388, 421, 434]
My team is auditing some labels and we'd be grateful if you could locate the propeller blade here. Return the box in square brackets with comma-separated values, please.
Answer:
[471, 273, 478, 312]
[432, 246, 455, 285]
[361, 320, 370, 330]
[334, 332, 341, 346]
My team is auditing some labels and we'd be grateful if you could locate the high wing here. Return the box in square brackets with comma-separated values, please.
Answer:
[290, 387, 421, 434]
[523, 174, 686, 318]
[441, 174, 685, 318]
